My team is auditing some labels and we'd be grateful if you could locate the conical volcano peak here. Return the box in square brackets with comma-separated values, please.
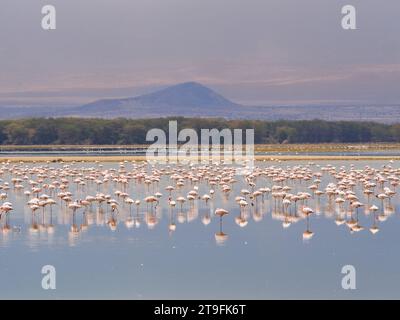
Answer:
[131, 82, 238, 108]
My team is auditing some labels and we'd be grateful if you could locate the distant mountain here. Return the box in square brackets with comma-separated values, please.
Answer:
[130, 81, 238, 108]
[0, 82, 399, 123]
[70, 82, 239, 117]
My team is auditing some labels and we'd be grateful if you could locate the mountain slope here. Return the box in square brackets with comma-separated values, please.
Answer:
[72, 82, 239, 116]
[131, 81, 237, 108]
[0, 82, 399, 123]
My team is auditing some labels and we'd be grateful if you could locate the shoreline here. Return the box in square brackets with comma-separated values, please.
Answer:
[0, 143, 399, 163]
[0, 142, 400, 152]
[1, 155, 399, 163]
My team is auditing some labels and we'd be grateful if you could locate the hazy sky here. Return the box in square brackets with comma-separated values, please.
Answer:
[0, 0, 399, 106]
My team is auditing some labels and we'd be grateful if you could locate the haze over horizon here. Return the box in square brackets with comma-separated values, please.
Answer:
[0, 0, 399, 106]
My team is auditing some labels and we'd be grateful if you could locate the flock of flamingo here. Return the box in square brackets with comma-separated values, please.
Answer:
[0, 159, 398, 245]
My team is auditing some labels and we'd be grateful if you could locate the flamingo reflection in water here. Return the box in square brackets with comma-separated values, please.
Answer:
[215, 208, 229, 246]
[0, 159, 398, 245]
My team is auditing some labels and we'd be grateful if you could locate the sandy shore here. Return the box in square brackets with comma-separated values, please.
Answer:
[1, 155, 399, 163]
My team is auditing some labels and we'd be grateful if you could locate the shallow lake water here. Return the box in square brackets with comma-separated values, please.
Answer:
[0, 159, 399, 299]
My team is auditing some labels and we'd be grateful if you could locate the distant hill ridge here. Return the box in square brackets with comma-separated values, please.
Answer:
[78, 81, 239, 115]
[0, 82, 399, 123]
[128, 81, 238, 107]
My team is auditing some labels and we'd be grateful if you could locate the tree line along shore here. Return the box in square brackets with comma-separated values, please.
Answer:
[0, 117, 400, 145]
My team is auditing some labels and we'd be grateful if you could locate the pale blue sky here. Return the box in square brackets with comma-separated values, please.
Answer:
[0, 0, 399, 106]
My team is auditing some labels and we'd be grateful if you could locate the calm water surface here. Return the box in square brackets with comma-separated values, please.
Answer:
[0, 159, 399, 299]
